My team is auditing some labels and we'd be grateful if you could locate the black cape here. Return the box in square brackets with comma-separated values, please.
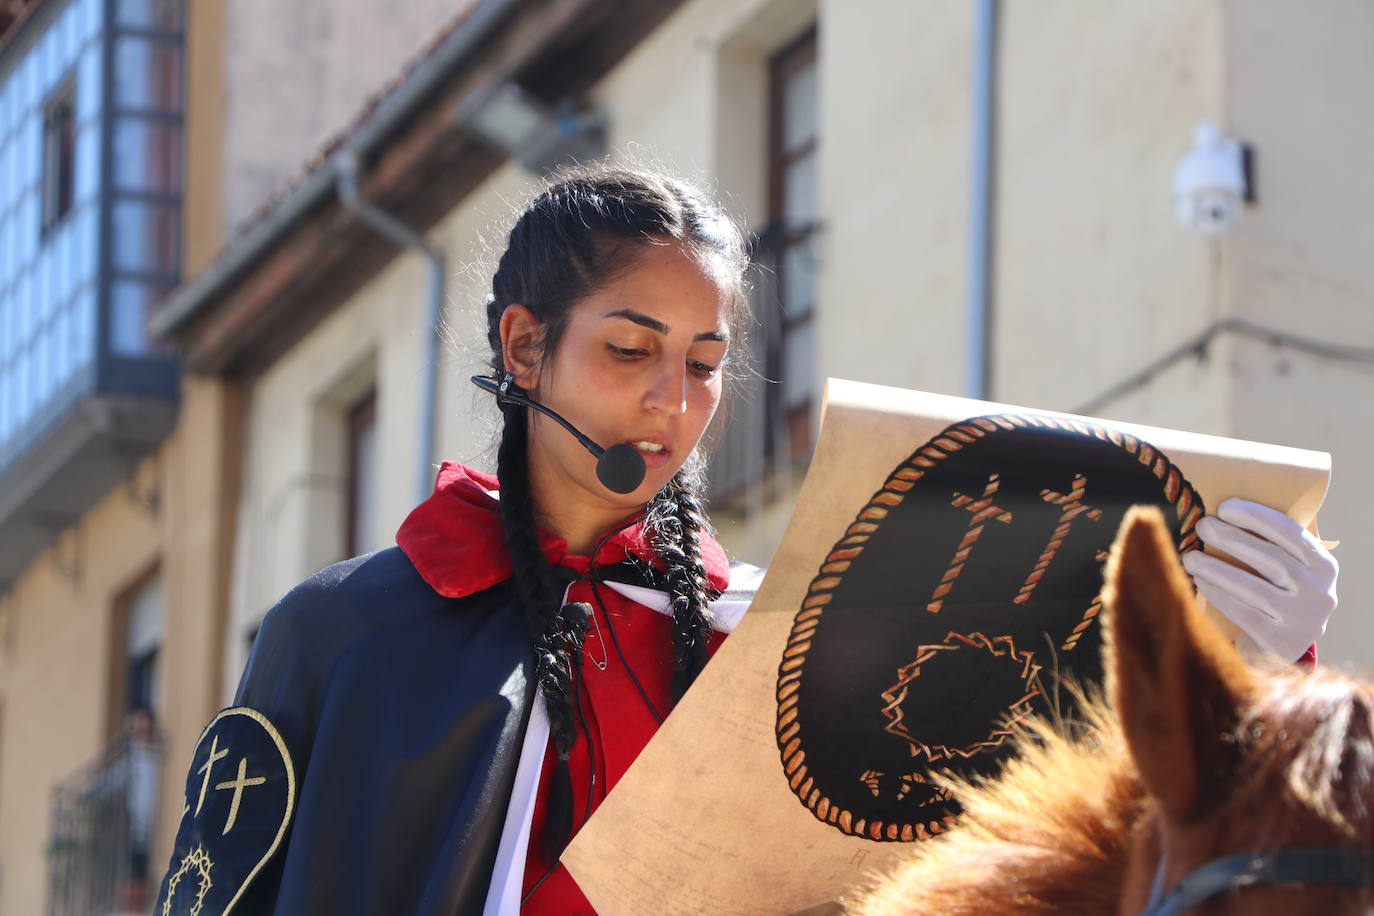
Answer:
[154, 546, 757, 916]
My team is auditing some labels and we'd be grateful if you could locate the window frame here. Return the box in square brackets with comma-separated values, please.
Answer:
[40, 73, 78, 235]
[106, 564, 163, 740]
[344, 389, 378, 559]
[765, 25, 819, 462]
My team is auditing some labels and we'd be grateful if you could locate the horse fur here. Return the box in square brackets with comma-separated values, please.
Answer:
[846, 695, 1143, 916]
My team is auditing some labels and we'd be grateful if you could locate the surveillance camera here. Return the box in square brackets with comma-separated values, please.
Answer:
[1173, 121, 1250, 238]
[1179, 188, 1244, 237]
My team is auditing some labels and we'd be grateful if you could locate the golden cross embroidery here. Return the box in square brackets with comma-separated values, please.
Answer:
[1014, 473, 1102, 605]
[928, 473, 1014, 612]
[214, 757, 268, 835]
[194, 735, 230, 816]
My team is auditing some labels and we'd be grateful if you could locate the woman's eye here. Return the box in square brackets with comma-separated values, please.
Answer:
[608, 344, 648, 360]
[689, 360, 720, 377]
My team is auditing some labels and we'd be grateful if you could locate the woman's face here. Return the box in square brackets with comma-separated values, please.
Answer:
[518, 239, 732, 527]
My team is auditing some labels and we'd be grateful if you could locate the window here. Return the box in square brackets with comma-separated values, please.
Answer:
[765, 27, 819, 461]
[41, 77, 76, 232]
[300, 359, 375, 576]
[345, 390, 377, 558]
[116, 0, 183, 32]
[0, 0, 185, 470]
[704, 21, 818, 507]
[121, 573, 162, 721]
[106, 7, 185, 356]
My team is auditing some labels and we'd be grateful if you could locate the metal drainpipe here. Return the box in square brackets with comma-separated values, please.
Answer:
[967, 0, 998, 400]
[333, 150, 447, 505]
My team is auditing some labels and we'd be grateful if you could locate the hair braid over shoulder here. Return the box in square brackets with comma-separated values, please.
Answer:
[648, 461, 720, 701]
[495, 401, 579, 757]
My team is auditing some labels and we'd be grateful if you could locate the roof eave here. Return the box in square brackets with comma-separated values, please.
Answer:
[148, 0, 525, 342]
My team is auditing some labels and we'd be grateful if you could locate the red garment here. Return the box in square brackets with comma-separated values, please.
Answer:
[396, 463, 730, 914]
[519, 579, 726, 914]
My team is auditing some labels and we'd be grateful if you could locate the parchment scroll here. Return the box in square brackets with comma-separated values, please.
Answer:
[563, 378, 1331, 914]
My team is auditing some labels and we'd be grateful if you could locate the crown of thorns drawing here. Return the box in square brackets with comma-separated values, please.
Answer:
[879, 631, 1042, 763]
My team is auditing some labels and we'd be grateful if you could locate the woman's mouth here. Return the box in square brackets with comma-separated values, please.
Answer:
[630, 440, 671, 468]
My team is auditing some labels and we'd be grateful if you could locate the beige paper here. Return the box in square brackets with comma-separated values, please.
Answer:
[562, 378, 1331, 915]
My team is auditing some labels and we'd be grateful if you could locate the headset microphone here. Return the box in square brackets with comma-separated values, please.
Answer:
[471, 374, 648, 495]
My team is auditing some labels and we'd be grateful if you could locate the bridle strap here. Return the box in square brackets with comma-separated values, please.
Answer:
[1140, 848, 1374, 916]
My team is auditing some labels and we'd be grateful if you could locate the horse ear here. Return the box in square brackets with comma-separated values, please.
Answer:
[1102, 506, 1256, 824]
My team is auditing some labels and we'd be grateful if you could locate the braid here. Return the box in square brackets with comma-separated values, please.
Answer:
[496, 400, 594, 861]
[495, 401, 579, 757]
[648, 460, 720, 702]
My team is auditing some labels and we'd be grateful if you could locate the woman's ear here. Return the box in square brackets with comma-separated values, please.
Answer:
[499, 304, 544, 390]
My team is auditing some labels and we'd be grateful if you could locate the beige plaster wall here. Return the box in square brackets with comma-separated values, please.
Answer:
[219, 0, 478, 236]
[1224, 0, 1374, 672]
[157, 376, 245, 846]
[608, 0, 976, 563]
[220, 162, 535, 699]
[0, 462, 158, 914]
[589, 0, 972, 565]
[0, 329, 241, 916]
[814, 0, 971, 403]
[994, 0, 1228, 420]
[224, 260, 425, 696]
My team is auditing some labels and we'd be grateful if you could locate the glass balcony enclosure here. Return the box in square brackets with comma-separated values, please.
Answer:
[0, 0, 182, 588]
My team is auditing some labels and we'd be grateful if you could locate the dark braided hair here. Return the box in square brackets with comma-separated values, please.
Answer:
[644, 455, 718, 702]
[484, 164, 748, 858]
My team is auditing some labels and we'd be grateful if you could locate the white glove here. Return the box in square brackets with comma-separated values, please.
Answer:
[1179, 498, 1338, 662]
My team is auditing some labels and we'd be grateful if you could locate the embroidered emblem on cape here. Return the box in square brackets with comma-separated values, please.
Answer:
[155, 707, 296, 915]
[775, 414, 1204, 842]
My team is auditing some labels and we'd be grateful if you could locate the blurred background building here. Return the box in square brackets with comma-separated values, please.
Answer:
[1, 0, 1372, 912]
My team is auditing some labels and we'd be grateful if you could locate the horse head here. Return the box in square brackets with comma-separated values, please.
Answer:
[1109, 506, 1374, 915]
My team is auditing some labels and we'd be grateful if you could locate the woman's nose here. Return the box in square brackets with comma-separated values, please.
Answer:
[644, 361, 688, 415]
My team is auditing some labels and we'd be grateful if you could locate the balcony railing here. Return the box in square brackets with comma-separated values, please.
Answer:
[46, 733, 160, 916]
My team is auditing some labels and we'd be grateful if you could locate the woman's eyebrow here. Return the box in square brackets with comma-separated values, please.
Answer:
[604, 308, 728, 343]
[604, 308, 669, 334]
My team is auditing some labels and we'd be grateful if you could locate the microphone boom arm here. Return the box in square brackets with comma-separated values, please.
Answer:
[471, 374, 647, 494]
[471, 374, 606, 458]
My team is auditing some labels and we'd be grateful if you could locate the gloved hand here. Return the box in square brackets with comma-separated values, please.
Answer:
[1180, 498, 1338, 662]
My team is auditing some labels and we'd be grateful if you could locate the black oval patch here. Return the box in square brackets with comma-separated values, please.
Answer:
[776, 414, 1203, 841]
[155, 707, 296, 914]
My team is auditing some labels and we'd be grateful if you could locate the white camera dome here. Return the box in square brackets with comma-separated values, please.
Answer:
[1173, 121, 1249, 238]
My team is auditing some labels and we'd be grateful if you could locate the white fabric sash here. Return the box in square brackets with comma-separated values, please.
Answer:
[482, 564, 761, 914]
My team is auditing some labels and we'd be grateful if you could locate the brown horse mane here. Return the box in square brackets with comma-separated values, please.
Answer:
[847, 664, 1374, 916]
[1230, 666, 1374, 846]
[847, 688, 1141, 916]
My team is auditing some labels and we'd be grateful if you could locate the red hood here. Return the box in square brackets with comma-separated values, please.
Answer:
[396, 462, 731, 599]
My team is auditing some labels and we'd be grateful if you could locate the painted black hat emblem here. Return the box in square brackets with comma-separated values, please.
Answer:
[776, 414, 1204, 841]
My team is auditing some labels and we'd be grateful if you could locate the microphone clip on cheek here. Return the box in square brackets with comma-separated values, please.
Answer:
[472, 373, 647, 495]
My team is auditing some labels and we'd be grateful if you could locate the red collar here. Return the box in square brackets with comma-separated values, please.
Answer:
[395, 462, 731, 599]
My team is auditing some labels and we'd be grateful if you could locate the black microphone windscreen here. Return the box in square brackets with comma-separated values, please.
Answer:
[596, 444, 647, 495]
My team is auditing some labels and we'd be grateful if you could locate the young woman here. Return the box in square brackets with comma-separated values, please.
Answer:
[153, 164, 1338, 916]
[153, 166, 759, 916]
